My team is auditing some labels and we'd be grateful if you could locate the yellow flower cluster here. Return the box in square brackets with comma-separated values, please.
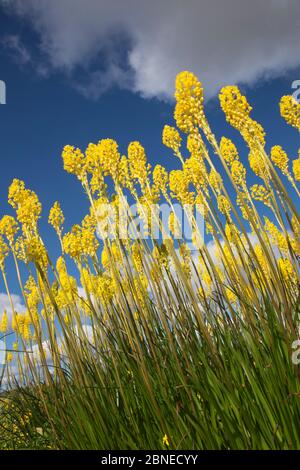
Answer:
[8, 180, 42, 233]
[280, 95, 300, 130]
[162, 125, 182, 154]
[0, 70, 299, 405]
[153, 165, 168, 197]
[97, 138, 120, 180]
[63, 224, 99, 260]
[0, 236, 9, 270]
[270, 145, 289, 174]
[220, 86, 265, 148]
[48, 201, 65, 236]
[169, 170, 194, 205]
[0, 310, 8, 333]
[220, 137, 239, 166]
[0, 216, 18, 245]
[174, 71, 204, 133]
[62, 145, 86, 180]
[208, 169, 222, 195]
[249, 150, 269, 180]
[264, 218, 289, 254]
[278, 257, 297, 285]
[23, 237, 48, 269]
[128, 141, 150, 188]
[219, 86, 252, 129]
[251, 184, 271, 207]
[231, 160, 246, 188]
[293, 155, 300, 181]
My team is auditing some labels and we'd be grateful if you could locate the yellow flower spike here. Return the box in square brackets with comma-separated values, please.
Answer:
[231, 160, 247, 188]
[8, 179, 26, 208]
[80, 267, 94, 293]
[81, 228, 99, 258]
[199, 259, 213, 291]
[291, 215, 300, 239]
[220, 137, 239, 166]
[97, 138, 120, 180]
[0, 310, 8, 333]
[13, 188, 42, 231]
[6, 352, 13, 363]
[101, 245, 110, 270]
[128, 141, 149, 188]
[23, 237, 48, 269]
[270, 145, 289, 174]
[24, 311, 32, 327]
[62, 224, 98, 260]
[85, 142, 99, 172]
[96, 274, 114, 305]
[0, 235, 9, 270]
[62, 230, 81, 260]
[292, 155, 300, 181]
[22, 322, 31, 342]
[162, 433, 170, 447]
[249, 150, 268, 180]
[12, 312, 26, 336]
[219, 86, 252, 129]
[62, 145, 86, 180]
[280, 95, 300, 131]
[243, 120, 266, 148]
[162, 125, 182, 154]
[82, 213, 97, 233]
[48, 201, 65, 235]
[153, 165, 169, 197]
[111, 241, 123, 265]
[254, 244, 270, 280]
[278, 257, 297, 285]
[179, 243, 192, 278]
[225, 223, 240, 245]
[174, 71, 204, 134]
[236, 194, 254, 224]
[131, 242, 143, 274]
[169, 169, 194, 205]
[187, 131, 204, 156]
[0, 215, 18, 245]
[220, 87, 265, 148]
[118, 155, 131, 189]
[56, 256, 67, 274]
[184, 155, 208, 190]
[90, 168, 107, 196]
[217, 195, 231, 218]
[208, 169, 223, 195]
[11, 312, 18, 332]
[251, 184, 271, 207]
[264, 218, 289, 254]
[168, 212, 182, 238]
[152, 244, 169, 270]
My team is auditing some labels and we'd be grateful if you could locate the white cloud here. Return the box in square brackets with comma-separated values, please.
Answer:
[1, 34, 31, 64]
[2, 0, 300, 99]
[0, 293, 25, 320]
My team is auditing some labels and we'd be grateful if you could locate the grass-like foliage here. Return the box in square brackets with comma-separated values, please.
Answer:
[0, 71, 299, 449]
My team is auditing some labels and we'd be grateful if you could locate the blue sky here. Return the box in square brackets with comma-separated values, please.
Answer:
[0, 1, 300, 300]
